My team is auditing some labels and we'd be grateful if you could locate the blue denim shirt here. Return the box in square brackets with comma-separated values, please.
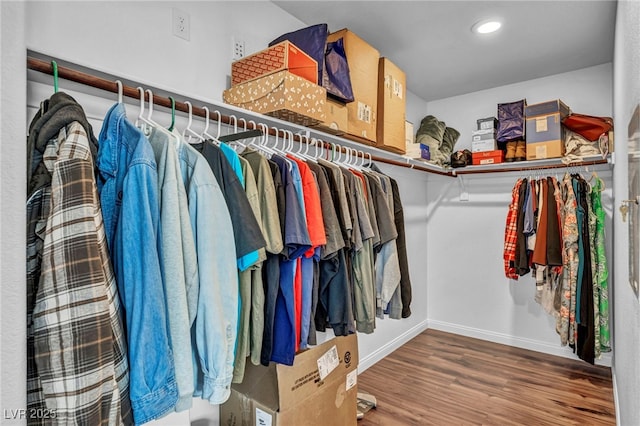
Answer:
[177, 141, 239, 405]
[97, 103, 178, 424]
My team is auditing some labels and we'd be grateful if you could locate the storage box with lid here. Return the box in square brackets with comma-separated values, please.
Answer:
[525, 99, 571, 160]
[220, 334, 359, 426]
[472, 150, 505, 165]
[223, 70, 326, 127]
[376, 57, 406, 154]
[231, 40, 318, 86]
[327, 28, 380, 144]
[477, 117, 499, 130]
[471, 129, 498, 152]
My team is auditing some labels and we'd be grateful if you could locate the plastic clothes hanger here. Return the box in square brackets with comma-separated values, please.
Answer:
[311, 138, 323, 160]
[168, 97, 176, 132]
[253, 123, 277, 157]
[295, 133, 315, 162]
[363, 152, 373, 169]
[115, 80, 123, 104]
[135, 87, 155, 133]
[182, 101, 205, 144]
[144, 89, 163, 129]
[208, 110, 223, 145]
[51, 61, 59, 93]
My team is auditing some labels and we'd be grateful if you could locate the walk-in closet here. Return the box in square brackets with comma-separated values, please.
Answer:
[1, 1, 638, 425]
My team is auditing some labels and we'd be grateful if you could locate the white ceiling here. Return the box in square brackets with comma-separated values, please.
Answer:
[272, 0, 617, 102]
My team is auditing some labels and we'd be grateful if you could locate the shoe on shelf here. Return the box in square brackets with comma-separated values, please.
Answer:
[505, 141, 517, 162]
[515, 140, 527, 162]
[450, 149, 472, 168]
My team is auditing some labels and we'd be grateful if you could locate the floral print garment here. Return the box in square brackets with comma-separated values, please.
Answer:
[561, 173, 579, 347]
[585, 185, 600, 359]
[591, 177, 611, 352]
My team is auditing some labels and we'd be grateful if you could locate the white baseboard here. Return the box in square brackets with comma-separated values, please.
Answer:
[358, 319, 429, 373]
[427, 319, 612, 367]
[612, 365, 620, 426]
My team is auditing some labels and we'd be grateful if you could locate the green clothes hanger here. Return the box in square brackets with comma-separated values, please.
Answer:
[51, 61, 59, 93]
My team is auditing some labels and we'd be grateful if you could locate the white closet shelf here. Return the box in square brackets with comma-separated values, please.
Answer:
[26, 52, 613, 180]
[27, 52, 455, 177]
[451, 155, 612, 176]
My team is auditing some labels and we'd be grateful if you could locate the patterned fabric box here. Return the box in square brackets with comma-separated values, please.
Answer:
[223, 70, 326, 127]
[231, 40, 318, 86]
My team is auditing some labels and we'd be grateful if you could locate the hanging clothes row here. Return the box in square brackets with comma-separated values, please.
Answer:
[503, 172, 610, 364]
[26, 88, 412, 425]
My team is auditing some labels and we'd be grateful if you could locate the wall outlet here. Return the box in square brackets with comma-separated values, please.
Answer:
[172, 8, 190, 41]
[232, 38, 245, 61]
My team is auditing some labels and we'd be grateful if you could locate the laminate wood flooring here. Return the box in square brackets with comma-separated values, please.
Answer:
[357, 329, 615, 425]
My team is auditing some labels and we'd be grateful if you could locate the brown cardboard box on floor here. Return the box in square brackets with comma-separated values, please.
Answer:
[327, 29, 379, 144]
[220, 334, 359, 426]
[376, 57, 407, 154]
[223, 70, 326, 127]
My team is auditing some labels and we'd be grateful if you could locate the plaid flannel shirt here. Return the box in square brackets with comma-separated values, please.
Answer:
[504, 179, 523, 280]
[29, 122, 132, 425]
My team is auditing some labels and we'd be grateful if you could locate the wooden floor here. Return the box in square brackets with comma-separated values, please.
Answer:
[357, 329, 615, 425]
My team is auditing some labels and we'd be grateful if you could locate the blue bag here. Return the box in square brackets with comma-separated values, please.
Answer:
[323, 38, 355, 103]
[270, 24, 328, 86]
[270, 24, 355, 103]
[497, 99, 527, 145]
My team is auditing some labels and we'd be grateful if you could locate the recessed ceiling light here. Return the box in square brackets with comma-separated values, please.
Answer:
[472, 20, 502, 34]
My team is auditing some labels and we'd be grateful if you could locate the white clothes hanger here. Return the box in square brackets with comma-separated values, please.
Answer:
[201, 106, 216, 141]
[253, 123, 277, 157]
[312, 138, 324, 160]
[182, 101, 205, 144]
[115, 80, 123, 104]
[145, 89, 162, 128]
[135, 87, 155, 133]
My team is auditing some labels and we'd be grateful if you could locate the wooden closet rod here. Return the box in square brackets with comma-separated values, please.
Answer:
[26, 56, 455, 177]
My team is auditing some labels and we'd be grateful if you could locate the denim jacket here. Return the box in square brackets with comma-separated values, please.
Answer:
[177, 141, 239, 405]
[97, 103, 178, 424]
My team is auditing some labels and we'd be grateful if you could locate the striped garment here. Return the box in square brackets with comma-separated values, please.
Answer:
[504, 179, 523, 280]
[28, 122, 132, 425]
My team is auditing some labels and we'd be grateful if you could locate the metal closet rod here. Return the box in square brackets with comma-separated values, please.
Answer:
[26, 56, 455, 177]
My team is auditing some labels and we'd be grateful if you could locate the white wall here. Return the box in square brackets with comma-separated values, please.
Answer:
[25, 1, 304, 103]
[612, 1, 640, 425]
[424, 64, 615, 363]
[0, 1, 27, 422]
[2, 2, 430, 425]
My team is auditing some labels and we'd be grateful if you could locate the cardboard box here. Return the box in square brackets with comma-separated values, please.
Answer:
[525, 99, 570, 118]
[526, 140, 564, 161]
[220, 334, 359, 426]
[223, 70, 326, 127]
[525, 99, 570, 160]
[231, 40, 318, 86]
[312, 97, 348, 135]
[327, 29, 380, 143]
[405, 121, 421, 157]
[472, 150, 504, 165]
[471, 138, 498, 153]
[376, 57, 406, 154]
[477, 117, 499, 130]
